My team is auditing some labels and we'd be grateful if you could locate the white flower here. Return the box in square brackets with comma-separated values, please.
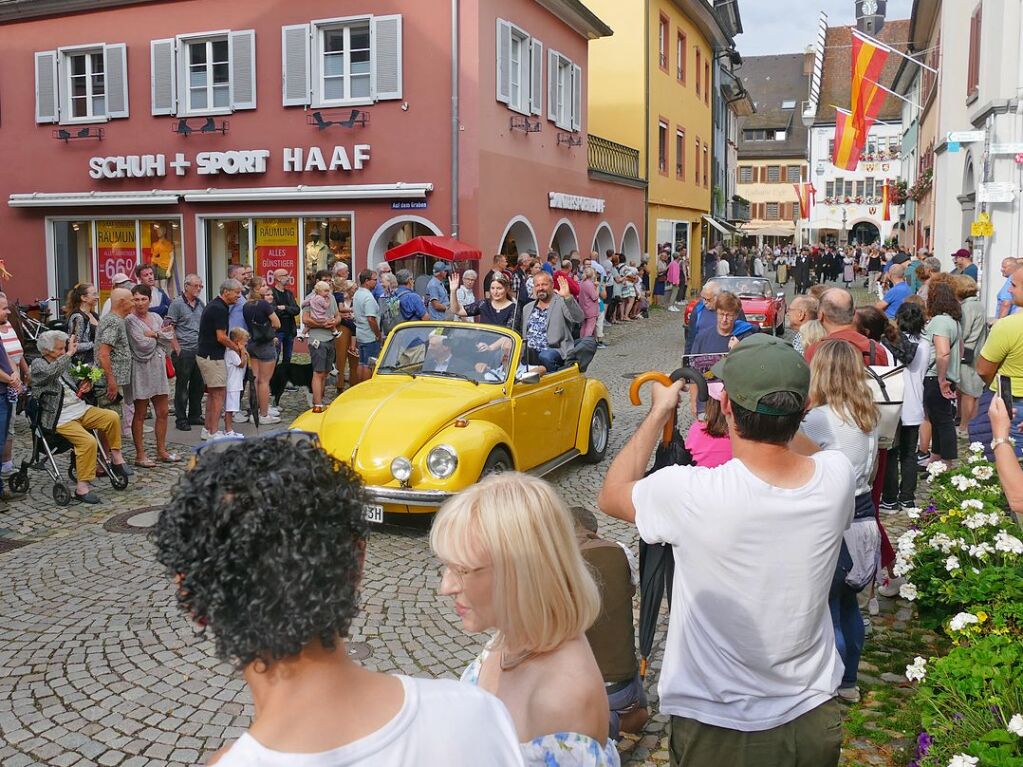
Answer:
[972, 465, 994, 481]
[964, 513, 989, 530]
[988, 512, 1004, 526]
[961, 499, 985, 511]
[1008, 713, 1023, 737]
[967, 452, 986, 463]
[929, 533, 958, 553]
[905, 655, 927, 682]
[968, 542, 994, 559]
[969, 441, 985, 453]
[948, 755, 979, 767]
[948, 612, 980, 632]
[946, 555, 961, 573]
[951, 475, 980, 492]
[904, 506, 922, 519]
[927, 461, 949, 478]
[899, 582, 918, 601]
[994, 531, 1023, 555]
[893, 556, 914, 577]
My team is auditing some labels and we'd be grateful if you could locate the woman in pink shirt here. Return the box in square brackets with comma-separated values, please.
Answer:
[578, 267, 600, 339]
[684, 381, 733, 468]
[666, 256, 682, 309]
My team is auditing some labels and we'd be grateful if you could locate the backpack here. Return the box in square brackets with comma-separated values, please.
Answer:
[865, 340, 905, 450]
[378, 294, 402, 336]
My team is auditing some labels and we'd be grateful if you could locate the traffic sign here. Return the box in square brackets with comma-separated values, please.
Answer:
[992, 143, 1023, 155]
[971, 212, 995, 237]
[978, 183, 1017, 203]
[947, 130, 985, 143]
[948, 142, 961, 153]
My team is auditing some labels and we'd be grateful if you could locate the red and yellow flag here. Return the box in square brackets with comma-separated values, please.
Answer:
[832, 109, 869, 171]
[851, 31, 889, 134]
[793, 182, 816, 218]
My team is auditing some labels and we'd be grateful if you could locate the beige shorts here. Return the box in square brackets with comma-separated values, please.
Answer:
[196, 356, 227, 388]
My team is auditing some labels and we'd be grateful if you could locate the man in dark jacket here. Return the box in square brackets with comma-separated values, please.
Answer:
[271, 269, 301, 381]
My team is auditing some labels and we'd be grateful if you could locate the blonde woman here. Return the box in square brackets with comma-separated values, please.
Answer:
[796, 339, 880, 704]
[797, 319, 827, 351]
[432, 473, 619, 767]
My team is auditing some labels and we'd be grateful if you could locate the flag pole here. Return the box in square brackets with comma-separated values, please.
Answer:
[862, 77, 922, 110]
[851, 29, 938, 74]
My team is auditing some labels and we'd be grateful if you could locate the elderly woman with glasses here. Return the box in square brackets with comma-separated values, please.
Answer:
[30, 330, 129, 503]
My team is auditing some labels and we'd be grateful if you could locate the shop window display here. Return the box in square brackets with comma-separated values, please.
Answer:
[302, 217, 351, 297]
[52, 220, 94, 308]
[205, 218, 252, 294]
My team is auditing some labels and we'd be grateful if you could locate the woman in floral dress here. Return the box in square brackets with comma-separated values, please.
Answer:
[432, 473, 620, 767]
[125, 284, 178, 467]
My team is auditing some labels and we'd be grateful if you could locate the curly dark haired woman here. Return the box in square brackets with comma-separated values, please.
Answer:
[153, 435, 522, 766]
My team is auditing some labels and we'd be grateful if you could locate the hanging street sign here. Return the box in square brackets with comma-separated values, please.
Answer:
[991, 143, 1023, 155]
[947, 131, 985, 144]
[977, 183, 1018, 204]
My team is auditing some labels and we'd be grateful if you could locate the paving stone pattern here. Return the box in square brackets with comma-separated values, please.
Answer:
[0, 284, 920, 766]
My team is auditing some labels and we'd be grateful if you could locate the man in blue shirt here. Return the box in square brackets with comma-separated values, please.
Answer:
[393, 269, 428, 322]
[227, 263, 252, 329]
[876, 262, 911, 319]
[426, 262, 450, 320]
[997, 257, 1020, 318]
[372, 261, 392, 299]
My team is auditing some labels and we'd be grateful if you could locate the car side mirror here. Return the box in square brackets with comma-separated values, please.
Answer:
[515, 370, 541, 385]
[368, 357, 379, 368]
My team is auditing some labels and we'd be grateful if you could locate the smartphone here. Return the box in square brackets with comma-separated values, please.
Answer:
[999, 375, 1014, 414]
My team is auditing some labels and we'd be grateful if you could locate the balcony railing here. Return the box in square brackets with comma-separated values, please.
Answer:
[588, 134, 642, 183]
[727, 199, 751, 222]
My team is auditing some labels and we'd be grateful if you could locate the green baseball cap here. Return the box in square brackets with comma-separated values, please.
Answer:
[709, 334, 809, 415]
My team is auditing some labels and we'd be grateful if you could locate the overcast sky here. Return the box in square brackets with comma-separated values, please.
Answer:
[734, 0, 913, 57]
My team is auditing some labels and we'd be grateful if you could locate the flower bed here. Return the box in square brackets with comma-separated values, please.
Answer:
[898, 444, 1023, 766]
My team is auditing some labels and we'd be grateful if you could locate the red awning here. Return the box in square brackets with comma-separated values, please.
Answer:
[384, 236, 482, 263]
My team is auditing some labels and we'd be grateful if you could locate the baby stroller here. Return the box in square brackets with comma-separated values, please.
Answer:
[10, 390, 129, 505]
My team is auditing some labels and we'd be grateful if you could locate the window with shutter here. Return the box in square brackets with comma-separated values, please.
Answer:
[571, 63, 581, 131]
[496, 19, 512, 104]
[283, 15, 404, 109]
[529, 39, 543, 116]
[826, 181, 834, 198]
[704, 60, 710, 105]
[766, 203, 779, 220]
[545, 49, 577, 130]
[230, 30, 256, 110]
[703, 145, 709, 188]
[658, 122, 668, 175]
[695, 50, 701, 96]
[497, 21, 534, 116]
[966, 5, 981, 99]
[675, 129, 685, 179]
[738, 166, 752, 183]
[677, 32, 686, 83]
[766, 166, 781, 183]
[693, 139, 700, 184]
[38, 44, 130, 124]
[658, 14, 669, 72]
[151, 38, 176, 115]
[786, 165, 800, 183]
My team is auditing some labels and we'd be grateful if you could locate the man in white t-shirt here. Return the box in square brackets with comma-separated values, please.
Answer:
[155, 436, 524, 767]
[599, 334, 854, 767]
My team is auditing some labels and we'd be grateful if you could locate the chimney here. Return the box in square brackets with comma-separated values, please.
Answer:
[803, 45, 815, 76]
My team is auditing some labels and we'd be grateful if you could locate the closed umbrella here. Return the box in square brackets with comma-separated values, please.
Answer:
[629, 367, 707, 677]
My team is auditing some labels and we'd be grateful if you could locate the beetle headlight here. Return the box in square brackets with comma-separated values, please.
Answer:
[390, 456, 413, 482]
[426, 445, 458, 479]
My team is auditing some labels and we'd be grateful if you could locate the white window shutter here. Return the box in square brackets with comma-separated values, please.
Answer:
[547, 49, 558, 122]
[34, 50, 59, 123]
[571, 63, 582, 132]
[372, 15, 403, 101]
[104, 43, 129, 118]
[281, 24, 311, 107]
[495, 18, 511, 104]
[150, 38, 177, 116]
[229, 29, 257, 110]
[529, 38, 543, 116]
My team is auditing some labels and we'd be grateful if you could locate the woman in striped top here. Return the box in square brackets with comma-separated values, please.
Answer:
[0, 293, 29, 476]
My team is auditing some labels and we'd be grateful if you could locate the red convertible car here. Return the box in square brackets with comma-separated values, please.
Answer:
[684, 276, 787, 335]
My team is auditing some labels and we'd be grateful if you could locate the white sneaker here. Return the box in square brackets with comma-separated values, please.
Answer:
[210, 431, 228, 440]
[667, 306, 681, 312]
[268, 406, 281, 417]
[225, 431, 245, 439]
[235, 412, 250, 423]
[261, 414, 282, 425]
[200, 428, 211, 441]
[143, 424, 154, 433]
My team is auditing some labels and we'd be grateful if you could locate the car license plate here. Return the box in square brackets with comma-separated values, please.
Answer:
[363, 504, 384, 524]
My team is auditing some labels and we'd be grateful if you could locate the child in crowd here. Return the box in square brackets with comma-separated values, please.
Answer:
[684, 381, 733, 468]
[302, 281, 341, 339]
[223, 327, 249, 438]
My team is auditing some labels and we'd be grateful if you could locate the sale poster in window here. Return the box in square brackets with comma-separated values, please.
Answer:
[255, 218, 298, 287]
[97, 220, 137, 305]
[140, 221, 179, 293]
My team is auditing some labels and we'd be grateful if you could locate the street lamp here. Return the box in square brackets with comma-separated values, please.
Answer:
[841, 208, 848, 246]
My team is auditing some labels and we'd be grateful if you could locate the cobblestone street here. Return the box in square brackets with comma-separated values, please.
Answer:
[0, 292, 926, 767]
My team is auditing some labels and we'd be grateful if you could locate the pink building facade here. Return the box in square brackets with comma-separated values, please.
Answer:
[0, 0, 645, 307]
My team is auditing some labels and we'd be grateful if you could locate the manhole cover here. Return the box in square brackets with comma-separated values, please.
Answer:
[347, 642, 371, 660]
[104, 506, 165, 534]
[0, 538, 32, 554]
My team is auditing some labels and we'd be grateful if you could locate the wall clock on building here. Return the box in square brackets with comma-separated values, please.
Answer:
[861, 0, 878, 15]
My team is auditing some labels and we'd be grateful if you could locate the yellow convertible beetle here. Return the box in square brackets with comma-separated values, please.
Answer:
[291, 321, 612, 521]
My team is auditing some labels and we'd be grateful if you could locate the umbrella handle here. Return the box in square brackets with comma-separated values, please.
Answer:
[640, 657, 648, 679]
[629, 372, 676, 446]
[670, 367, 709, 404]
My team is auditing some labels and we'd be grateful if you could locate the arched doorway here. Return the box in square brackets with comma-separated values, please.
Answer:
[549, 219, 579, 258]
[849, 221, 880, 247]
[591, 223, 615, 257]
[366, 215, 442, 270]
[498, 216, 539, 259]
[620, 224, 641, 263]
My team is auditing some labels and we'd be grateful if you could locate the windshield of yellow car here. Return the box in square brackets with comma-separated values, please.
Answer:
[378, 325, 516, 384]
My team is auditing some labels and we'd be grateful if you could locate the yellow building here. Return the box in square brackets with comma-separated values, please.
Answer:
[585, 0, 735, 288]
